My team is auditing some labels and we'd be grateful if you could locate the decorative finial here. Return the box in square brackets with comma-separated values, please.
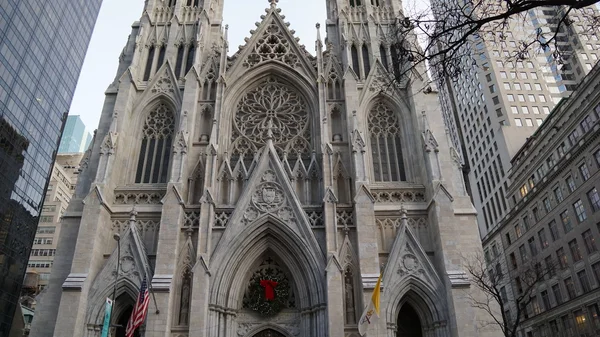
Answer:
[130, 204, 138, 222]
[399, 204, 407, 220]
[269, 0, 278, 8]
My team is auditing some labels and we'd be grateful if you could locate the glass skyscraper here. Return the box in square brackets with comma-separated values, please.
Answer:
[0, 0, 103, 334]
[58, 115, 92, 153]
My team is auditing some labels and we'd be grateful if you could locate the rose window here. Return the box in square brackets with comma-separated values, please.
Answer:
[233, 77, 309, 154]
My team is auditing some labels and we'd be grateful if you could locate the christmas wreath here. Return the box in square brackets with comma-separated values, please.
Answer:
[243, 267, 290, 316]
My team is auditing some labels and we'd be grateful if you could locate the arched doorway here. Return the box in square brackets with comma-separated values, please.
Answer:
[397, 303, 423, 337]
[115, 306, 141, 337]
[252, 329, 286, 337]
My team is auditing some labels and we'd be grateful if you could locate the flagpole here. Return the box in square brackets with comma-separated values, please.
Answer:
[147, 272, 160, 314]
[110, 233, 121, 331]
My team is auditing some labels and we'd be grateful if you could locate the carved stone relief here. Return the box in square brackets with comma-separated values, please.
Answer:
[242, 170, 294, 226]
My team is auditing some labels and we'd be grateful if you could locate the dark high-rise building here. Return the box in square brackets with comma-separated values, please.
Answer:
[0, 0, 103, 334]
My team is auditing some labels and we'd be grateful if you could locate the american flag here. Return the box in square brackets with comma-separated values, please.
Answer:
[125, 277, 150, 337]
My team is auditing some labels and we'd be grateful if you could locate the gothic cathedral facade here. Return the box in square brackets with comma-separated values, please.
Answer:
[31, 1, 500, 337]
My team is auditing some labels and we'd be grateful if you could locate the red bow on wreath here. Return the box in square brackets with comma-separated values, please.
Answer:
[260, 279, 279, 301]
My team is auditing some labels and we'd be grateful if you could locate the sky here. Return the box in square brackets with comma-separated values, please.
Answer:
[69, 0, 328, 132]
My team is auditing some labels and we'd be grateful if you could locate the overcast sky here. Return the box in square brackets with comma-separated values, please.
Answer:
[69, 0, 327, 132]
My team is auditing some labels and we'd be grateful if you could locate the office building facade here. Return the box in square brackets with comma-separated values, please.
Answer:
[58, 116, 92, 154]
[431, 4, 600, 238]
[483, 63, 600, 336]
[0, 0, 102, 335]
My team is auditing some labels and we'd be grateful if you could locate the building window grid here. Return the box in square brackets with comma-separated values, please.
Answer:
[592, 262, 600, 284]
[573, 200, 587, 223]
[552, 284, 563, 305]
[565, 277, 576, 299]
[549, 220, 560, 241]
[561, 210, 573, 232]
[529, 237, 539, 256]
[583, 229, 598, 254]
[567, 176, 576, 193]
[588, 188, 600, 212]
[569, 239, 583, 262]
[579, 163, 590, 181]
[538, 228, 549, 249]
[577, 270, 591, 293]
[555, 186, 564, 202]
[557, 247, 568, 269]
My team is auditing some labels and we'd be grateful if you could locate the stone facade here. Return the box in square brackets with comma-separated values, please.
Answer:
[30, 1, 500, 337]
[482, 63, 600, 337]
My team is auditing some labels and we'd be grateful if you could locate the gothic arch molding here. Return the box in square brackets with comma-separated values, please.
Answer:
[244, 324, 293, 337]
[86, 278, 140, 326]
[385, 278, 447, 333]
[210, 215, 326, 311]
[130, 96, 181, 134]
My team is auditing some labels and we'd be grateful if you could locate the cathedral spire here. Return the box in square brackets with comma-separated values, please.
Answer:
[269, 0, 278, 8]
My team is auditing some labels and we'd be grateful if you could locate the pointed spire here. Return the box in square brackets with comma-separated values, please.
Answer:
[269, 0, 278, 8]
[316, 23, 323, 49]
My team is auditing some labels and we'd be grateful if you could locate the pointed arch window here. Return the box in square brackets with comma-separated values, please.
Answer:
[157, 45, 166, 68]
[391, 45, 401, 79]
[135, 103, 175, 183]
[175, 45, 185, 77]
[368, 101, 406, 181]
[351, 45, 360, 78]
[185, 44, 195, 75]
[362, 45, 371, 77]
[168, 0, 177, 7]
[143, 46, 156, 81]
[380, 44, 389, 70]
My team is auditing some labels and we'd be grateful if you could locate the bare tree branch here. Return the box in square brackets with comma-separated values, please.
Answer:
[463, 253, 557, 337]
[384, 0, 600, 88]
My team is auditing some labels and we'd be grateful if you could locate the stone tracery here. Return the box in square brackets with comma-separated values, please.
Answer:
[243, 21, 300, 69]
[234, 77, 308, 152]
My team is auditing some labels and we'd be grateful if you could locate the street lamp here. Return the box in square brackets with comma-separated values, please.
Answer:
[110, 233, 121, 335]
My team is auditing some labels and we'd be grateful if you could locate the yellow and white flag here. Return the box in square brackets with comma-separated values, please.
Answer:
[358, 274, 382, 336]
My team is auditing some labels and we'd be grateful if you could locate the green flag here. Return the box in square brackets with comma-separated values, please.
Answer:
[101, 298, 113, 337]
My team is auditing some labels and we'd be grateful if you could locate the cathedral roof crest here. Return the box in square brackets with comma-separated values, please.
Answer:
[226, 2, 317, 81]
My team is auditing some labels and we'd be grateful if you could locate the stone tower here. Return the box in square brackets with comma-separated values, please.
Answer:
[31, 0, 500, 336]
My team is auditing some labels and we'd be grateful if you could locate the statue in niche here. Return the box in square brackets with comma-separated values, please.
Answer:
[179, 269, 192, 325]
[344, 267, 356, 324]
